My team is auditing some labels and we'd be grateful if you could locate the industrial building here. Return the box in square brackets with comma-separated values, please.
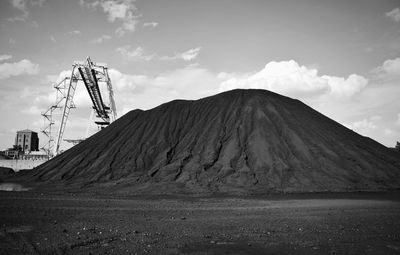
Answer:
[14, 129, 39, 153]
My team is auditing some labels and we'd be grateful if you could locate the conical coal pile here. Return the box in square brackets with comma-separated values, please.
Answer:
[31, 89, 400, 194]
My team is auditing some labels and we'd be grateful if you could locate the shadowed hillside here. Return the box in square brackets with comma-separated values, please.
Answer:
[30, 89, 400, 194]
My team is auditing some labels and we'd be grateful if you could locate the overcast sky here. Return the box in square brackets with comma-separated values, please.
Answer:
[0, 0, 400, 151]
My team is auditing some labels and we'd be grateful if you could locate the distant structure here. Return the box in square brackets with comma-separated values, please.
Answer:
[15, 129, 39, 153]
[2, 129, 45, 160]
[0, 129, 48, 171]
[3, 149, 18, 159]
[20, 151, 48, 160]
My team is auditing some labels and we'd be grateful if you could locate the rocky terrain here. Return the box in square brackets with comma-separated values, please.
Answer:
[20, 89, 400, 194]
[0, 167, 14, 182]
[0, 191, 399, 254]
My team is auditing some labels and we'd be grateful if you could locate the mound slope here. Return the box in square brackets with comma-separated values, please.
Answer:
[31, 89, 400, 194]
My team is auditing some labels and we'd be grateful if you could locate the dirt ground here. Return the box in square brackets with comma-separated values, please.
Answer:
[0, 191, 400, 254]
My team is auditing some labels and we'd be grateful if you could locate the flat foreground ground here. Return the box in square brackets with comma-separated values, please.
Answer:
[0, 192, 400, 254]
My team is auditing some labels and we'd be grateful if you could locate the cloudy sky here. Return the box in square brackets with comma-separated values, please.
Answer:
[0, 0, 400, 151]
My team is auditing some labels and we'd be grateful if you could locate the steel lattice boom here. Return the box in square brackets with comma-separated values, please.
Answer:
[41, 57, 117, 157]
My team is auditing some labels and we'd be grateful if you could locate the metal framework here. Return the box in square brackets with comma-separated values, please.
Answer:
[41, 57, 117, 157]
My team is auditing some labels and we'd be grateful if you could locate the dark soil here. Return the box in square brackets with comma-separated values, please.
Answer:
[0, 167, 15, 182]
[1, 191, 400, 254]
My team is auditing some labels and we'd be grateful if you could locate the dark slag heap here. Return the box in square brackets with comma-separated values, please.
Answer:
[31, 89, 400, 194]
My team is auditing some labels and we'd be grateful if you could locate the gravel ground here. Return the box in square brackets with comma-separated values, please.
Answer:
[0, 191, 399, 254]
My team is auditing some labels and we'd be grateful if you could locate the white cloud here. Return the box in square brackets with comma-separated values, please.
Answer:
[177, 47, 201, 61]
[32, 90, 55, 106]
[219, 60, 367, 99]
[46, 70, 71, 84]
[8, 0, 29, 21]
[80, 0, 139, 36]
[66, 30, 81, 36]
[10, 0, 27, 10]
[47, 70, 93, 108]
[396, 113, 400, 126]
[143, 22, 158, 27]
[347, 116, 380, 136]
[89, 34, 112, 44]
[0, 59, 39, 79]
[0, 55, 13, 61]
[384, 128, 394, 136]
[321, 74, 368, 98]
[23, 105, 42, 115]
[9, 38, 16, 44]
[101, 0, 135, 22]
[348, 119, 377, 130]
[116, 46, 155, 61]
[108, 69, 148, 92]
[109, 66, 220, 115]
[8, 0, 46, 22]
[50, 35, 56, 43]
[374, 57, 400, 75]
[24, 70, 72, 117]
[160, 47, 202, 61]
[386, 7, 400, 22]
[117, 46, 201, 62]
[160, 47, 201, 61]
